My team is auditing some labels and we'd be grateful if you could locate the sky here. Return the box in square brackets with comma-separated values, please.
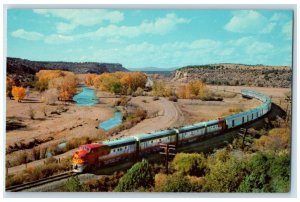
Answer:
[7, 9, 293, 69]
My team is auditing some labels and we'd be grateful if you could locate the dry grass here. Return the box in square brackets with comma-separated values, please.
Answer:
[221, 108, 244, 117]
[6, 157, 71, 187]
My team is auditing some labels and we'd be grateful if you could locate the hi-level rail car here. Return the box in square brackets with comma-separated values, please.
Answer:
[72, 90, 272, 172]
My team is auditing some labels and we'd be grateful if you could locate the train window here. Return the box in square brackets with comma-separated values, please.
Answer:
[232, 120, 235, 127]
[252, 114, 254, 119]
[257, 112, 258, 117]
[242, 117, 244, 124]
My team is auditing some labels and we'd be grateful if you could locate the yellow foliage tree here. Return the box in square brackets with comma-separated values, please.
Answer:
[58, 75, 78, 101]
[92, 72, 147, 95]
[176, 80, 208, 99]
[84, 74, 98, 86]
[152, 80, 172, 97]
[12, 86, 26, 102]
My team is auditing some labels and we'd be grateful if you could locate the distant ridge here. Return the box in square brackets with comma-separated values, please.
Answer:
[7, 57, 128, 76]
[173, 63, 292, 88]
[129, 67, 178, 72]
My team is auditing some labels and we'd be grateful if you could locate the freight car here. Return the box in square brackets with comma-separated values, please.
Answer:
[72, 89, 272, 173]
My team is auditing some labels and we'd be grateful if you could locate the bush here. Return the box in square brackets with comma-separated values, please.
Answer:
[65, 175, 86, 192]
[12, 86, 26, 102]
[28, 106, 36, 120]
[43, 88, 58, 105]
[152, 80, 172, 97]
[172, 153, 207, 177]
[115, 159, 154, 191]
[238, 152, 290, 192]
[155, 173, 196, 192]
[34, 79, 48, 92]
[153, 96, 159, 101]
[168, 96, 178, 102]
[204, 154, 247, 192]
[113, 96, 130, 106]
[6, 78, 15, 99]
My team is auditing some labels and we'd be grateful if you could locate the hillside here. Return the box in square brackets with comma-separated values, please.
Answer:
[6, 57, 128, 82]
[173, 64, 292, 88]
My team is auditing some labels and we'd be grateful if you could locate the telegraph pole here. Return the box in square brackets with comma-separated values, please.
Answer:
[238, 128, 247, 149]
[160, 144, 176, 175]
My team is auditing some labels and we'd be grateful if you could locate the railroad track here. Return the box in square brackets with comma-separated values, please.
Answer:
[6, 171, 77, 192]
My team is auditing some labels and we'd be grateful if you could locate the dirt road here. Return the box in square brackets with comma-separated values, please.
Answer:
[115, 96, 185, 138]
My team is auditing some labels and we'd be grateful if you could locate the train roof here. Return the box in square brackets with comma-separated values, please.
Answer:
[103, 136, 136, 148]
[80, 143, 106, 149]
[137, 129, 175, 142]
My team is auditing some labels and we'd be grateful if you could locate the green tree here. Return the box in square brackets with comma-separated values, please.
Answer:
[65, 175, 85, 192]
[172, 153, 207, 176]
[204, 151, 247, 192]
[238, 152, 290, 193]
[115, 159, 154, 192]
[158, 174, 196, 192]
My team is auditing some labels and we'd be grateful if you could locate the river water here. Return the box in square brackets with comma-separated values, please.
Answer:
[73, 87, 98, 106]
[73, 86, 122, 130]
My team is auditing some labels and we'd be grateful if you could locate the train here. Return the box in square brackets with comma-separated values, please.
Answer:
[72, 89, 272, 173]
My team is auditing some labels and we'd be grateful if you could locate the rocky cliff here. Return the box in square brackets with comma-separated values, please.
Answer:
[7, 57, 128, 82]
[172, 64, 292, 88]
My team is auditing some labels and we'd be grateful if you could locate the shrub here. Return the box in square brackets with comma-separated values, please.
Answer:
[176, 80, 208, 99]
[153, 96, 159, 101]
[34, 79, 49, 92]
[155, 173, 196, 192]
[168, 96, 178, 102]
[172, 153, 207, 177]
[152, 80, 172, 97]
[115, 159, 154, 191]
[43, 88, 58, 105]
[204, 154, 246, 192]
[65, 175, 86, 192]
[6, 78, 15, 99]
[12, 86, 26, 102]
[28, 106, 36, 120]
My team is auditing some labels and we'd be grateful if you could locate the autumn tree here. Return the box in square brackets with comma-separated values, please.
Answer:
[58, 75, 78, 101]
[6, 78, 15, 99]
[176, 80, 208, 99]
[84, 74, 97, 86]
[12, 86, 26, 102]
[92, 72, 147, 95]
[152, 80, 172, 97]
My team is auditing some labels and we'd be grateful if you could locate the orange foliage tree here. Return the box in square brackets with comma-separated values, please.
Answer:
[90, 72, 147, 95]
[84, 74, 98, 86]
[12, 86, 26, 102]
[176, 80, 208, 99]
[58, 75, 78, 101]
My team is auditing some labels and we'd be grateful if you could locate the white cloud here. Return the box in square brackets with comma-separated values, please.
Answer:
[261, 22, 276, 33]
[224, 10, 276, 34]
[44, 34, 74, 44]
[80, 13, 190, 39]
[33, 9, 124, 33]
[56, 22, 77, 33]
[282, 20, 292, 40]
[11, 13, 190, 45]
[11, 29, 44, 40]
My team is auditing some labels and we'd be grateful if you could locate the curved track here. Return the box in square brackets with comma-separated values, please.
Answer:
[6, 172, 77, 192]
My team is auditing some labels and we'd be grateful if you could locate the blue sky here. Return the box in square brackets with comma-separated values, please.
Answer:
[7, 9, 293, 69]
